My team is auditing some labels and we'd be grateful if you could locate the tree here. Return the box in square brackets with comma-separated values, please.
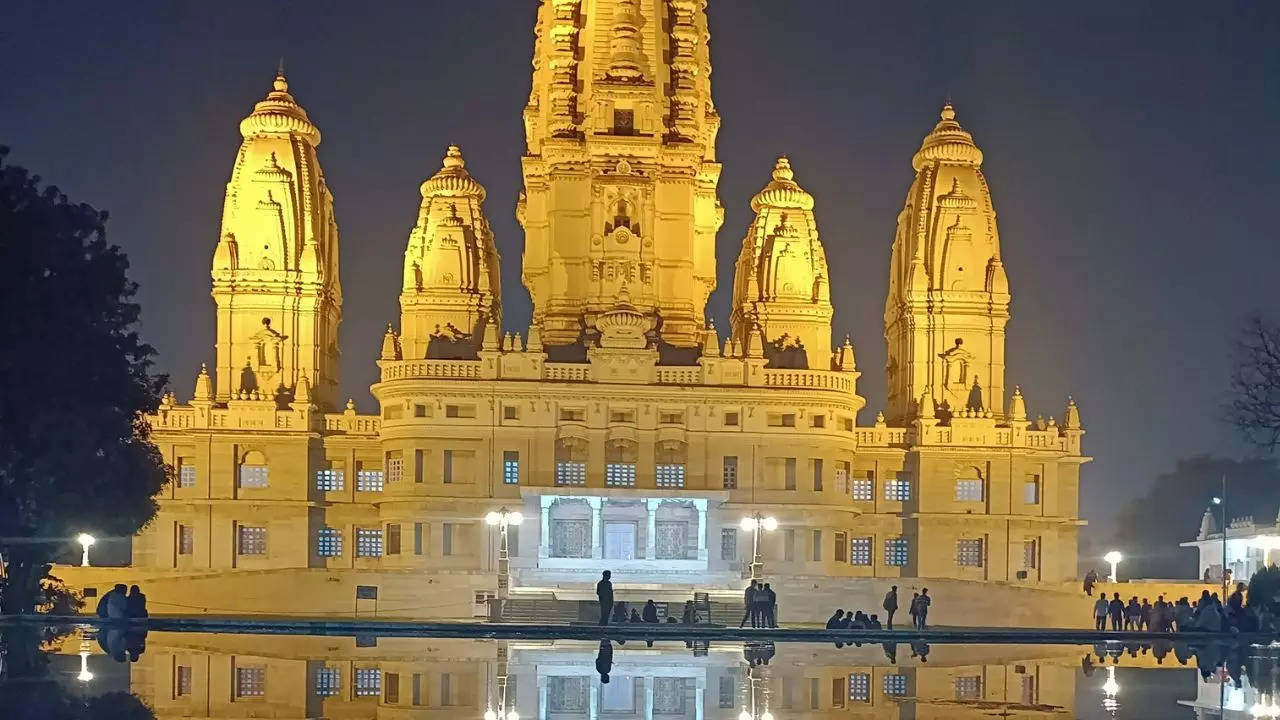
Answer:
[1229, 317, 1280, 450]
[1109, 455, 1280, 579]
[0, 147, 169, 614]
[1247, 565, 1280, 612]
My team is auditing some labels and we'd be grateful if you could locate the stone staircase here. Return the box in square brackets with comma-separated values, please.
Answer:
[502, 598, 585, 624]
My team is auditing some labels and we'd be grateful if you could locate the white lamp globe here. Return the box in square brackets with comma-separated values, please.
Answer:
[738, 711, 752, 720]
[761, 712, 775, 720]
[1103, 550, 1123, 565]
[76, 533, 96, 547]
[740, 517, 756, 531]
[762, 517, 778, 532]
[507, 712, 520, 720]
[485, 711, 498, 720]
[508, 511, 524, 526]
[485, 512, 502, 526]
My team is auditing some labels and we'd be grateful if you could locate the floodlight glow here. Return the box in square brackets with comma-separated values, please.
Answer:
[486, 512, 502, 526]
[1213, 497, 1223, 505]
[738, 712, 751, 720]
[1103, 551, 1122, 564]
[508, 511, 524, 526]
[507, 712, 520, 720]
[1102, 665, 1119, 697]
[740, 517, 757, 531]
[761, 712, 774, 720]
[76, 533, 96, 547]
[77, 651, 93, 682]
[485, 710, 498, 720]
[761, 517, 778, 532]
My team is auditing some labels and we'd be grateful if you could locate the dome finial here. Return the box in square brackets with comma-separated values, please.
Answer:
[273, 57, 288, 93]
[772, 155, 794, 183]
[444, 145, 465, 170]
[940, 101, 955, 122]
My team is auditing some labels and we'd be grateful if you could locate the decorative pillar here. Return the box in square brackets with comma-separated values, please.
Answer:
[644, 676, 654, 720]
[590, 683, 599, 720]
[540, 495, 556, 559]
[695, 499, 708, 562]
[646, 499, 661, 559]
[695, 677, 705, 720]
[587, 497, 603, 559]
[538, 675, 548, 720]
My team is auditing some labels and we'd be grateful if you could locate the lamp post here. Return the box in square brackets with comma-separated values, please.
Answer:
[1100, 664, 1119, 717]
[739, 665, 774, 720]
[76, 533, 96, 568]
[1214, 477, 1229, 596]
[740, 513, 778, 581]
[1103, 550, 1123, 584]
[485, 508, 524, 622]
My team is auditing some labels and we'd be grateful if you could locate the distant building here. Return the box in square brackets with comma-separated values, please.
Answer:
[1181, 507, 1280, 583]
[65, 0, 1088, 621]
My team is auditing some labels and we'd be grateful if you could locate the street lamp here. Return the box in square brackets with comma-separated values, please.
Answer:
[1100, 665, 1119, 716]
[1214, 482, 1230, 595]
[76, 533, 96, 567]
[485, 508, 524, 621]
[740, 513, 777, 581]
[1103, 550, 1123, 583]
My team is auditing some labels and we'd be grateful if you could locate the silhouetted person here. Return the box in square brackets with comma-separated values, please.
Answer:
[849, 610, 867, 629]
[666, 616, 679, 624]
[126, 585, 148, 618]
[612, 601, 628, 624]
[96, 584, 122, 618]
[826, 609, 845, 629]
[629, 608, 642, 623]
[908, 592, 920, 629]
[1093, 594, 1109, 630]
[1228, 582, 1246, 618]
[915, 588, 931, 629]
[1139, 598, 1152, 631]
[740, 580, 759, 628]
[882, 641, 898, 663]
[882, 586, 899, 629]
[106, 583, 128, 620]
[868, 614, 882, 629]
[761, 583, 777, 627]
[1108, 593, 1124, 631]
[682, 600, 696, 624]
[1084, 569, 1098, 596]
[597, 571, 614, 625]
[1124, 597, 1140, 630]
[642, 599, 659, 623]
[595, 639, 613, 683]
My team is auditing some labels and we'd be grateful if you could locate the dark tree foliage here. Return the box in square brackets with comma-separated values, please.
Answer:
[0, 626, 155, 719]
[1108, 455, 1279, 579]
[1230, 317, 1280, 450]
[1248, 565, 1280, 611]
[0, 147, 169, 614]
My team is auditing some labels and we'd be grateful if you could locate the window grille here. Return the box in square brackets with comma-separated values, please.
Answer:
[885, 537, 909, 566]
[236, 667, 265, 697]
[357, 469, 384, 492]
[314, 667, 340, 697]
[356, 528, 383, 557]
[354, 668, 381, 697]
[848, 673, 871, 702]
[317, 527, 342, 557]
[955, 479, 984, 501]
[957, 538, 984, 567]
[656, 464, 685, 488]
[849, 537, 872, 565]
[605, 463, 636, 487]
[556, 462, 586, 486]
[237, 526, 267, 555]
[315, 469, 344, 492]
[239, 465, 269, 488]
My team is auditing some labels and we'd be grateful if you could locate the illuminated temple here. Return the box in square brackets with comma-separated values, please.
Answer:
[63, 0, 1088, 623]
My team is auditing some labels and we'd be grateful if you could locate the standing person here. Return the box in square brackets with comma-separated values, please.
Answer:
[1108, 593, 1124, 631]
[1124, 597, 1140, 630]
[908, 592, 921, 629]
[1139, 598, 1152, 631]
[1084, 569, 1098, 596]
[1228, 582, 1246, 620]
[1093, 593, 1110, 630]
[126, 585, 148, 619]
[642, 599, 659, 624]
[596, 571, 614, 626]
[595, 639, 613, 683]
[762, 583, 777, 628]
[882, 586, 899, 630]
[915, 589, 931, 630]
[740, 580, 759, 628]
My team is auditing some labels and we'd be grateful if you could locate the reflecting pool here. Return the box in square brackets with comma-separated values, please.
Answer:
[3, 626, 1280, 719]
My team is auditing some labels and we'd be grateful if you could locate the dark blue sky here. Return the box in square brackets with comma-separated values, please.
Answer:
[3, 1, 1278, 537]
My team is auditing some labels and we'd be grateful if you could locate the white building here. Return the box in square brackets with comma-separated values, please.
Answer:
[1182, 508, 1280, 584]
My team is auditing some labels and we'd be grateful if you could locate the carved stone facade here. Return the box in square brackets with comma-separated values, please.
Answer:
[58, 1, 1090, 622]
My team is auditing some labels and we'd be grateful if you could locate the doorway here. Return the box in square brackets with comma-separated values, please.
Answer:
[604, 522, 636, 560]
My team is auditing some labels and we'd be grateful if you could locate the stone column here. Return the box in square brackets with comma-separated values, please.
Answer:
[540, 495, 555, 559]
[538, 675, 548, 720]
[644, 676, 654, 720]
[646, 499, 661, 559]
[587, 497, 603, 559]
[695, 677, 705, 720]
[695, 499, 708, 562]
[590, 684, 599, 720]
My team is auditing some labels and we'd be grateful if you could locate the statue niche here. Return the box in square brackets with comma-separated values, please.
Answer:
[248, 317, 287, 390]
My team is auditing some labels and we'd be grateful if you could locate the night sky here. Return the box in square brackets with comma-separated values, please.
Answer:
[4, 1, 1278, 539]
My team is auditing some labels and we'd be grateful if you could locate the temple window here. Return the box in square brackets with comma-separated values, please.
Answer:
[613, 108, 634, 135]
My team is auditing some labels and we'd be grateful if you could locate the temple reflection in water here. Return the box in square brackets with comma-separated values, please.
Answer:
[50, 633, 1093, 718]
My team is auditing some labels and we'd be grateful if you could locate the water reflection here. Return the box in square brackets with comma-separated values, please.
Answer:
[1, 627, 1278, 718]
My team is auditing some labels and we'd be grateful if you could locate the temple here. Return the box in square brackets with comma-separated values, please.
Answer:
[60, 0, 1089, 624]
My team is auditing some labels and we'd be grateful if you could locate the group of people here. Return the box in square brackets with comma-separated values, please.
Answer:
[596, 571, 705, 627]
[94, 583, 148, 620]
[827, 586, 932, 631]
[738, 580, 779, 628]
[1091, 583, 1254, 633]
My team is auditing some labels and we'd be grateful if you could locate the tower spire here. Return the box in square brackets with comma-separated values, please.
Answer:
[884, 103, 1009, 422]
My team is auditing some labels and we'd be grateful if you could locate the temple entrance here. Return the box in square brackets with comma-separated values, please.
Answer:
[604, 522, 636, 560]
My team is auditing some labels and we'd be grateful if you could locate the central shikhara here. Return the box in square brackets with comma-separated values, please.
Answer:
[109, 0, 1087, 624]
